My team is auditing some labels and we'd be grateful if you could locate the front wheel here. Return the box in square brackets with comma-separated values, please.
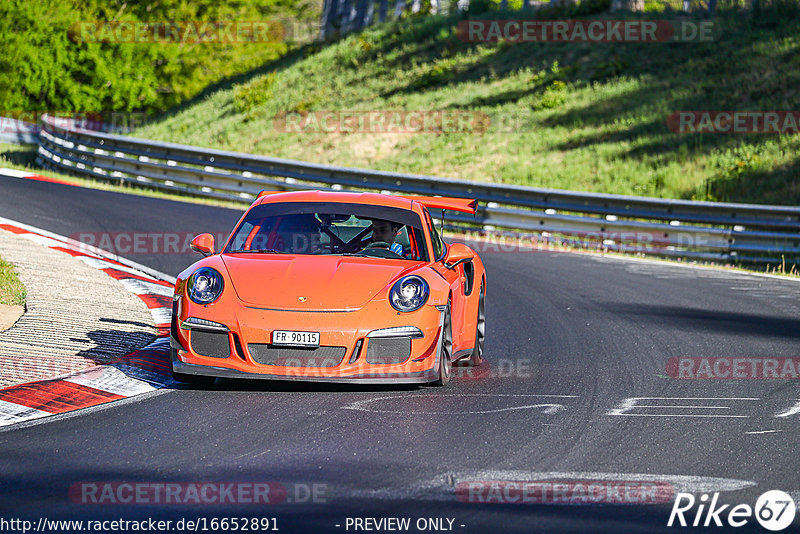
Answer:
[433, 302, 453, 386]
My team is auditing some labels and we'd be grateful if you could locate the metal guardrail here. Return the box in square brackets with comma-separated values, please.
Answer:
[32, 113, 800, 265]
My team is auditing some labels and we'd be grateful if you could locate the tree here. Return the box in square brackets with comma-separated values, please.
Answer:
[320, 0, 341, 39]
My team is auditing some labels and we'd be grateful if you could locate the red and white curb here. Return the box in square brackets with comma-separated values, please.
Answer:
[0, 167, 77, 186]
[0, 215, 177, 428]
[0, 338, 172, 426]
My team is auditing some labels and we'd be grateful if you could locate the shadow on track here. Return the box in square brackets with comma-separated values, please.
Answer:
[599, 303, 800, 340]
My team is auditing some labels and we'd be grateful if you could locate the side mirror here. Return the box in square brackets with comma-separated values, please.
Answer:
[190, 233, 215, 257]
[444, 243, 473, 270]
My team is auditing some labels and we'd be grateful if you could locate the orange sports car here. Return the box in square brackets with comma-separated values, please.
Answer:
[170, 190, 486, 386]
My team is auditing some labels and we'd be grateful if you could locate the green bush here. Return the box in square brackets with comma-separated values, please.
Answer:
[534, 80, 568, 109]
[466, 0, 496, 15]
[234, 72, 278, 114]
[0, 0, 314, 116]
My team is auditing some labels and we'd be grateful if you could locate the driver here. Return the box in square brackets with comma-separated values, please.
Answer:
[367, 219, 404, 256]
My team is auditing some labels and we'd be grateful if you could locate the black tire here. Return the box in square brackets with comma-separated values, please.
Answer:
[465, 280, 485, 367]
[433, 302, 453, 386]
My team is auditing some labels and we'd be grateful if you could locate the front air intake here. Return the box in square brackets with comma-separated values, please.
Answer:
[191, 330, 231, 358]
[248, 345, 346, 367]
[365, 337, 411, 365]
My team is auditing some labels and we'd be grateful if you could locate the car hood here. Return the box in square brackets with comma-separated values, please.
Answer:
[221, 254, 425, 311]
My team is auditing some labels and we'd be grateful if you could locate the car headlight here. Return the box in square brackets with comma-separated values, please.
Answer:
[188, 267, 224, 304]
[389, 275, 429, 312]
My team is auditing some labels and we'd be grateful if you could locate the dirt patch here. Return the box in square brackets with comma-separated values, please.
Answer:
[0, 304, 23, 331]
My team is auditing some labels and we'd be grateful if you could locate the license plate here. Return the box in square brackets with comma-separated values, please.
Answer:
[272, 330, 320, 347]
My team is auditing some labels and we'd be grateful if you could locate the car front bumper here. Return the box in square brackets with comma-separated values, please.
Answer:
[171, 300, 446, 384]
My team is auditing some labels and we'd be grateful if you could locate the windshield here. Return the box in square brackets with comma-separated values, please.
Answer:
[224, 201, 428, 261]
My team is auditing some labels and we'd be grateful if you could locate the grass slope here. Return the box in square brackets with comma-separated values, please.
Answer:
[134, 7, 800, 204]
[0, 256, 25, 307]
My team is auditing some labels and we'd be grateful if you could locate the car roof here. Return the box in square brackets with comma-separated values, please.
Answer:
[255, 190, 415, 210]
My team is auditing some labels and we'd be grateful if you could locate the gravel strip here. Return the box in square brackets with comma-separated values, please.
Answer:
[0, 229, 157, 388]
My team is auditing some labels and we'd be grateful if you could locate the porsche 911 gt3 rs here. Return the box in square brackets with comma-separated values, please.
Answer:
[170, 190, 486, 386]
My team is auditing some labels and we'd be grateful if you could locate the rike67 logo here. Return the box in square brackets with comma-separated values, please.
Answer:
[668, 490, 796, 531]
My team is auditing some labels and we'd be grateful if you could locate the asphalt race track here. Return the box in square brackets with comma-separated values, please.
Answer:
[1, 176, 800, 533]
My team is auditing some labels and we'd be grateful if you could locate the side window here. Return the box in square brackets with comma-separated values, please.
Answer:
[229, 222, 254, 250]
[424, 209, 444, 260]
[395, 226, 410, 249]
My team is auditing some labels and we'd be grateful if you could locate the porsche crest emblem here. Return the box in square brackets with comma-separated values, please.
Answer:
[298, 296, 307, 302]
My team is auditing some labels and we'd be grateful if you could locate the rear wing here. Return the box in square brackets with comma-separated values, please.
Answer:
[402, 195, 477, 214]
[255, 190, 478, 214]
[256, 190, 283, 199]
